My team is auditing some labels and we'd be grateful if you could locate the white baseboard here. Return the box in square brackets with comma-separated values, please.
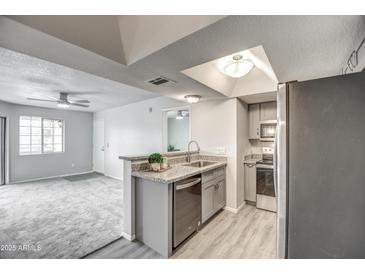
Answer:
[10, 170, 94, 184]
[104, 173, 123, 181]
[121, 232, 135, 241]
[224, 201, 246, 214]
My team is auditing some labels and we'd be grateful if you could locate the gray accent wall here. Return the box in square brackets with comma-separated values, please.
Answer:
[0, 100, 93, 183]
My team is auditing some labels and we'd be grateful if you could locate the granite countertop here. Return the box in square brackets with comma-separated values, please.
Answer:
[119, 150, 199, 161]
[132, 161, 227, 184]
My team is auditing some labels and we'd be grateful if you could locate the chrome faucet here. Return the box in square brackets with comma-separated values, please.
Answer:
[187, 140, 200, 163]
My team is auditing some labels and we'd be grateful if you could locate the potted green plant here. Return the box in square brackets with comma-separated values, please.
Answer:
[148, 153, 163, 171]
[167, 144, 175, 152]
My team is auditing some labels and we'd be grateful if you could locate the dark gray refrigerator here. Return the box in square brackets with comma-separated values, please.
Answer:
[277, 71, 365, 258]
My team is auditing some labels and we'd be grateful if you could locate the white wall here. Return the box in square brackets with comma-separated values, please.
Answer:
[167, 117, 189, 151]
[236, 99, 251, 207]
[190, 99, 238, 208]
[94, 96, 251, 210]
[0, 100, 12, 116]
[94, 96, 185, 180]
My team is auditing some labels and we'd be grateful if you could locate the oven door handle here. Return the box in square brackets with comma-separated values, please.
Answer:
[256, 164, 274, 169]
[176, 178, 201, 190]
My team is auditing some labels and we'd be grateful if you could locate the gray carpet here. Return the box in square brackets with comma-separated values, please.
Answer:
[0, 175, 123, 259]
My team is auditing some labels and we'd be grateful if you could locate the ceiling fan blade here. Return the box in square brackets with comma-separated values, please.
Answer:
[54, 90, 101, 95]
[27, 98, 58, 103]
[70, 103, 89, 108]
[69, 99, 90, 103]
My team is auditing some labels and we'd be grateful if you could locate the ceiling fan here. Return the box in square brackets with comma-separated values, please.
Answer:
[27, 92, 90, 108]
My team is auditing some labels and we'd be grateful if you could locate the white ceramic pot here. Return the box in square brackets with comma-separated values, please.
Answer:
[150, 163, 161, 172]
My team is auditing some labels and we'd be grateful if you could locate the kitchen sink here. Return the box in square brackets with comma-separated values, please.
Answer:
[183, 161, 216, 168]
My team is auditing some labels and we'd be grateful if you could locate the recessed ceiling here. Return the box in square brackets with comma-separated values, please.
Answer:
[0, 15, 363, 106]
[0, 47, 157, 112]
[8, 15, 226, 65]
[181, 45, 278, 97]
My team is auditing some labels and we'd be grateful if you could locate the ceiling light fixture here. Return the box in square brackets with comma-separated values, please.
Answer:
[184, 95, 201, 104]
[223, 54, 254, 78]
[57, 102, 70, 108]
[176, 110, 184, 120]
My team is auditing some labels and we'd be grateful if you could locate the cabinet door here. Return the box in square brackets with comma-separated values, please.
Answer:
[202, 183, 216, 223]
[260, 101, 277, 121]
[244, 164, 257, 202]
[249, 104, 260, 139]
[215, 179, 226, 210]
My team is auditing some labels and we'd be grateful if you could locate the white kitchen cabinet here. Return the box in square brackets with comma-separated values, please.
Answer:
[244, 163, 256, 202]
[260, 101, 277, 121]
[202, 167, 226, 223]
[249, 104, 260, 139]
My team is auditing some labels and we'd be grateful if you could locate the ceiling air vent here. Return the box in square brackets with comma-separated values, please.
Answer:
[147, 76, 176, 86]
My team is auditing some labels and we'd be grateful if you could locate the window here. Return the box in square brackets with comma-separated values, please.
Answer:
[19, 116, 64, 155]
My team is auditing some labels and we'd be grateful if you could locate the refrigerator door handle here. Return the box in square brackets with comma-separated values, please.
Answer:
[273, 129, 278, 196]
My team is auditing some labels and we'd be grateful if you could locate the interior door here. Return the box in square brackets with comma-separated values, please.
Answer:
[93, 119, 105, 174]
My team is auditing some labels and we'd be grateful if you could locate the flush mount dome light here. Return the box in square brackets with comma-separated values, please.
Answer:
[184, 95, 201, 104]
[223, 54, 254, 78]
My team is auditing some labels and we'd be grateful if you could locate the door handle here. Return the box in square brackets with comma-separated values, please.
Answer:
[176, 178, 201, 190]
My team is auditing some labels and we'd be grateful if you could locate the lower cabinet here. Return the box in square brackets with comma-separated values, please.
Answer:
[202, 167, 226, 223]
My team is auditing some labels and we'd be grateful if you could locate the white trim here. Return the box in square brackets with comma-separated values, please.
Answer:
[224, 201, 246, 213]
[121, 232, 135, 241]
[18, 116, 65, 156]
[104, 173, 123, 181]
[10, 170, 94, 184]
[5, 115, 10, 184]
[0, 115, 11, 185]
[161, 105, 191, 112]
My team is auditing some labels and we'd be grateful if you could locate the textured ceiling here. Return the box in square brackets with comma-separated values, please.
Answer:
[8, 15, 127, 64]
[0, 47, 157, 112]
[0, 15, 364, 108]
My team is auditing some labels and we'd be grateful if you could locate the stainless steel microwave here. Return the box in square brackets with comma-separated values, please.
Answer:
[260, 120, 277, 141]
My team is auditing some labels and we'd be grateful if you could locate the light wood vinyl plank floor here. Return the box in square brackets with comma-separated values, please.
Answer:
[84, 237, 163, 259]
[86, 204, 276, 259]
[172, 205, 276, 259]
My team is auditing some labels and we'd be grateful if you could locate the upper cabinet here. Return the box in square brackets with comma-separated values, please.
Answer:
[248, 101, 277, 140]
[260, 101, 277, 121]
[249, 104, 260, 139]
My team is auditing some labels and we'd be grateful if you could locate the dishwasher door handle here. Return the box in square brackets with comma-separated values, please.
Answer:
[176, 178, 201, 190]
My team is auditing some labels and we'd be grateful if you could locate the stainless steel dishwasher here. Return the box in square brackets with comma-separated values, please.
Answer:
[173, 175, 202, 248]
